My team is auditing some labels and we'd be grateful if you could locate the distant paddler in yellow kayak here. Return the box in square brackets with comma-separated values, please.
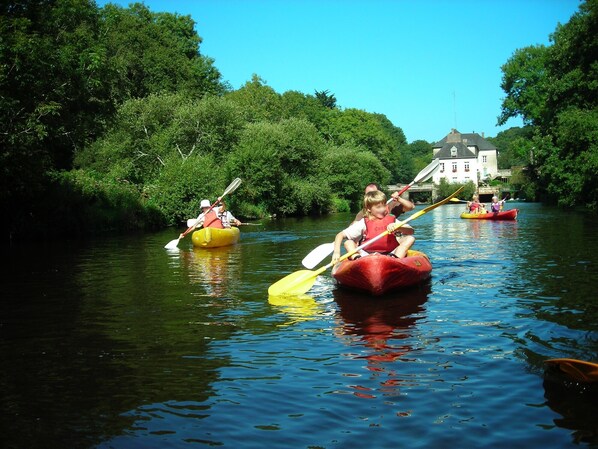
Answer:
[164, 178, 242, 249]
[190, 199, 241, 248]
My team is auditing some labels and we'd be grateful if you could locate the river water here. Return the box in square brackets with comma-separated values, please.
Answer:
[1, 202, 597, 448]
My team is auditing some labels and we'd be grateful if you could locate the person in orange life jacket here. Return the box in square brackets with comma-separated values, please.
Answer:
[194, 199, 224, 229]
[348, 183, 414, 252]
[331, 190, 415, 265]
[216, 201, 242, 228]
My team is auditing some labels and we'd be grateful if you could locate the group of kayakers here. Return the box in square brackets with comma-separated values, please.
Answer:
[467, 194, 505, 214]
[329, 186, 511, 265]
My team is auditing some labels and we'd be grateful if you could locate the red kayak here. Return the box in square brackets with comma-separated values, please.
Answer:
[332, 250, 432, 296]
[460, 209, 518, 220]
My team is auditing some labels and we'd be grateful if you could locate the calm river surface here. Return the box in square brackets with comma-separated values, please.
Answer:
[2, 202, 597, 448]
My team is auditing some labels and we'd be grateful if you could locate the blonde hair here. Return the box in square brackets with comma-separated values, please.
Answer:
[363, 190, 387, 218]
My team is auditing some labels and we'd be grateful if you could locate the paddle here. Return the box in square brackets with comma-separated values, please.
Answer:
[394, 158, 440, 198]
[269, 186, 464, 296]
[301, 159, 440, 269]
[164, 178, 242, 249]
[449, 198, 468, 204]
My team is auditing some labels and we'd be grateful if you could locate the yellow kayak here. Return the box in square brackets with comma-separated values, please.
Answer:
[191, 227, 240, 248]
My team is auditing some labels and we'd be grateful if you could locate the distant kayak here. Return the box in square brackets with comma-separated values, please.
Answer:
[332, 250, 432, 296]
[460, 209, 518, 220]
[192, 227, 240, 248]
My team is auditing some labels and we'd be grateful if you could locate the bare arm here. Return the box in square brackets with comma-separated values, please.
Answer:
[331, 230, 346, 265]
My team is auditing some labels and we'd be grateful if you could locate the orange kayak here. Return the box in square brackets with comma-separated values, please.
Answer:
[332, 250, 432, 296]
[544, 358, 598, 383]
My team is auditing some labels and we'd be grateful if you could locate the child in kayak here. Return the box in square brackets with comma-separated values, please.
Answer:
[467, 194, 485, 214]
[331, 190, 414, 264]
[490, 196, 504, 212]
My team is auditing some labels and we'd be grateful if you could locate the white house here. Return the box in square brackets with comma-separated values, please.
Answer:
[431, 129, 498, 186]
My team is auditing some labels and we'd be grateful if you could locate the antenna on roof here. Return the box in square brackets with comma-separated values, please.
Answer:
[453, 91, 458, 129]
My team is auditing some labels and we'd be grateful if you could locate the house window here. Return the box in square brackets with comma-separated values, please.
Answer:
[450, 146, 458, 157]
[452, 177, 458, 182]
[440, 163, 444, 173]
[464, 162, 470, 172]
[452, 162, 457, 172]
[482, 155, 487, 163]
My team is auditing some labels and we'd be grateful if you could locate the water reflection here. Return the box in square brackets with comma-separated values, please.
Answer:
[268, 294, 325, 325]
[180, 246, 242, 297]
[332, 282, 431, 398]
[543, 371, 598, 445]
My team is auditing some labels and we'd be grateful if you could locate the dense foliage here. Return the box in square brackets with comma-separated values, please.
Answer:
[498, 0, 598, 208]
[2, 0, 595, 244]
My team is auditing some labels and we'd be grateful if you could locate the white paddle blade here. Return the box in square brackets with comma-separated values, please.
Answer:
[164, 238, 180, 249]
[223, 177, 242, 196]
[414, 158, 440, 183]
[301, 242, 335, 269]
[187, 218, 199, 228]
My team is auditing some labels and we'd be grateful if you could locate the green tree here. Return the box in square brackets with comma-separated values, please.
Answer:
[498, 0, 598, 209]
[321, 144, 390, 211]
[314, 89, 337, 109]
[225, 74, 283, 123]
[75, 93, 244, 185]
[224, 118, 331, 216]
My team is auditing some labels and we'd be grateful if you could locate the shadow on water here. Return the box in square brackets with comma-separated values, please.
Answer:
[543, 368, 598, 445]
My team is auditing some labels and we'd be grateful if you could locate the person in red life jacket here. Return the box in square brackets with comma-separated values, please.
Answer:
[194, 199, 224, 229]
[346, 183, 414, 253]
[467, 194, 485, 214]
[331, 190, 415, 264]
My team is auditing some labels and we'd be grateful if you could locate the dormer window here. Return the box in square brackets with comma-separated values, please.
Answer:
[450, 146, 458, 157]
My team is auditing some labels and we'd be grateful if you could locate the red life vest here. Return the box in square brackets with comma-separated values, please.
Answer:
[362, 214, 398, 253]
[203, 210, 224, 228]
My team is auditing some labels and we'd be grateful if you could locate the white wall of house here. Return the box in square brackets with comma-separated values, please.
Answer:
[432, 158, 479, 185]
[477, 149, 498, 180]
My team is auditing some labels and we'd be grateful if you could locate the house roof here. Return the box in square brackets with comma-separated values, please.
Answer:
[433, 129, 497, 151]
[435, 142, 476, 159]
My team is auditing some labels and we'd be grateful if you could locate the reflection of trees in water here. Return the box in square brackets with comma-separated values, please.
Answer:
[333, 282, 431, 399]
[543, 369, 598, 445]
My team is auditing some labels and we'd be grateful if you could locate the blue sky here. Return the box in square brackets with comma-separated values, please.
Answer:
[97, 0, 581, 143]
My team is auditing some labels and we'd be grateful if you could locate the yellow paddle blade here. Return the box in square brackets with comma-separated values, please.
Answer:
[268, 269, 319, 297]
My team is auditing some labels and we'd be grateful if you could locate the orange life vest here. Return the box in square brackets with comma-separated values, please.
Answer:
[362, 214, 398, 253]
[203, 210, 223, 228]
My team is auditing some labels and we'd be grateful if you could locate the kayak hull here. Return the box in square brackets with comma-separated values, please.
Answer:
[192, 227, 240, 248]
[544, 358, 598, 383]
[460, 209, 518, 220]
[332, 250, 432, 296]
